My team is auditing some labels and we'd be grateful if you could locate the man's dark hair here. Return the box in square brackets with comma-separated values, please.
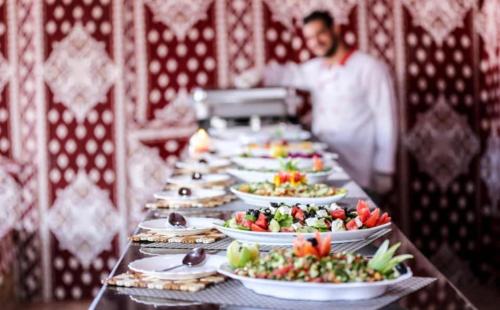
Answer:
[303, 10, 334, 28]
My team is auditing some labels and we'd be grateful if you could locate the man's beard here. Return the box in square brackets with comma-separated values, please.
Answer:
[324, 34, 339, 57]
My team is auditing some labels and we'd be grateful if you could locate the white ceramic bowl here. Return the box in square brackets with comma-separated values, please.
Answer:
[213, 222, 391, 245]
[230, 187, 347, 207]
[227, 168, 332, 184]
[217, 263, 412, 301]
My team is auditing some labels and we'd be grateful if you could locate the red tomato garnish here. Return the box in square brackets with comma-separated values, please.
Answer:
[364, 208, 380, 228]
[250, 223, 266, 232]
[293, 235, 307, 257]
[271, 265, 293, 276]
[356, 200, 370, 222]
[279, 172, 289, 183]
[241, 219, 253, 229]
[294, 208, 305, 221]
[316, 232, 331, 257]
[330, 208, 346, 220]
[377, 213, 391, 225]
[255, 213, 268, 229]
[302, 243, 319, 257]
[235, 211, 246, 224]
[346, 219, 359, 230]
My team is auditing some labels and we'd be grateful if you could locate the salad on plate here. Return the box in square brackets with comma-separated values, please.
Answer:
[217, 236, 413, 300]
[225, 236, 412, 283]
[224, 200, 391, 233]
[234, 171, 343, 198]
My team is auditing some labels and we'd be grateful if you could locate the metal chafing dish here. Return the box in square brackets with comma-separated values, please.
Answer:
[191, 87, 302, 124]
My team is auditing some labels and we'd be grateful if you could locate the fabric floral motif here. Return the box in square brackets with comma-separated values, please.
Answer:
[44, 23, 117, 123]
[48, 170, 121, 267]
[406, 96, 480, 190]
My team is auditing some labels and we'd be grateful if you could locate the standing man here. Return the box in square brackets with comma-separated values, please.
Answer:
[236, 11, 398, 194]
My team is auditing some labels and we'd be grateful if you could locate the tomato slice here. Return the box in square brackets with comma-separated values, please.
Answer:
[255, 213, 268, 229]
[271, 265, 293, 277]
[364, 208, 380, 228]
[346, 219, 359, 230]
[330, 208, 346, 220]
[294, 208, 305, 221]
[356, 200, 370, 222]
[315, 232, 331, 257]
[279, 172, 289, 183]
[250, 223, 267, 232]
[293, 235, 307, 257]
[235, 211, 246, 224]
[241, 219, 253, 229]
[302, 243, 319, 257]
[377, 213, 391, 225]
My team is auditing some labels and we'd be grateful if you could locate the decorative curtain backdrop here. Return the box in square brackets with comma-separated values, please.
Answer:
[0, 0, 499, 304]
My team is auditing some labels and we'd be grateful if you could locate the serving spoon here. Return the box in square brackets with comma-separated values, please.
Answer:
[155, 248, 207, 272]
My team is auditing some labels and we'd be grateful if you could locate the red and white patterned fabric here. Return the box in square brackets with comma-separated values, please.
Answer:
[0, 0, 498, 303]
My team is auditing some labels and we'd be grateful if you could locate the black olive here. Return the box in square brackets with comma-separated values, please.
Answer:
[309, 210, 316, 216]
[307, 237, 318, 247]
[178, 187, 191, 196]
[264, 209, 271, 215]
[270, 202, 279, 208]
[198, 158, 208, 164]
[191, 172, 202, 180]
[253, 210, 260, 218]
[395, 263, 408, 274]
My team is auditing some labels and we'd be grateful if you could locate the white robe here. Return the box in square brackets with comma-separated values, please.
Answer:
[263, 51, 398, 188]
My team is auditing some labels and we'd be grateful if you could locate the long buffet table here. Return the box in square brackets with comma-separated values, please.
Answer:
[90, 130, 475, 309]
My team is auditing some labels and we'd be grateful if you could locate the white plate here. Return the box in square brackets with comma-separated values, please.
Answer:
[175, 158, 231, 172]
[154, 188, 226, 202]
[231, 154, 336, 170]
[245, 142, 328, 157]
[217, 263, 412, 301]
[128, 254, 225, 280]
[240, 131, 311, 144]
[230, 187, 347, 207]
[166, 173, 231, 187]
[227, 168, 332, 184]
[213, 222, 391, 245]
[139, 217, 218, 236]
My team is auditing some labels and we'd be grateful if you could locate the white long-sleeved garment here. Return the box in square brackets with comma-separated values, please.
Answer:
[262, 51, 398, 188]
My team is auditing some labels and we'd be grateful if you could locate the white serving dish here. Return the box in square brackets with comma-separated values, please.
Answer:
[166, 173, 231, 187]
[128, 254, 225, 280]
[230, 187, 347, 207]
[245, 142, 328, 157]
[239, 130, 311, 144]
[217, 263, 412, 301]
[213, 222, 391, 245]
[139, 217, 218, 236]
[154, 188, 226, 203]
[231, 154, 337, 170]
[227, 168, 332, 184]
